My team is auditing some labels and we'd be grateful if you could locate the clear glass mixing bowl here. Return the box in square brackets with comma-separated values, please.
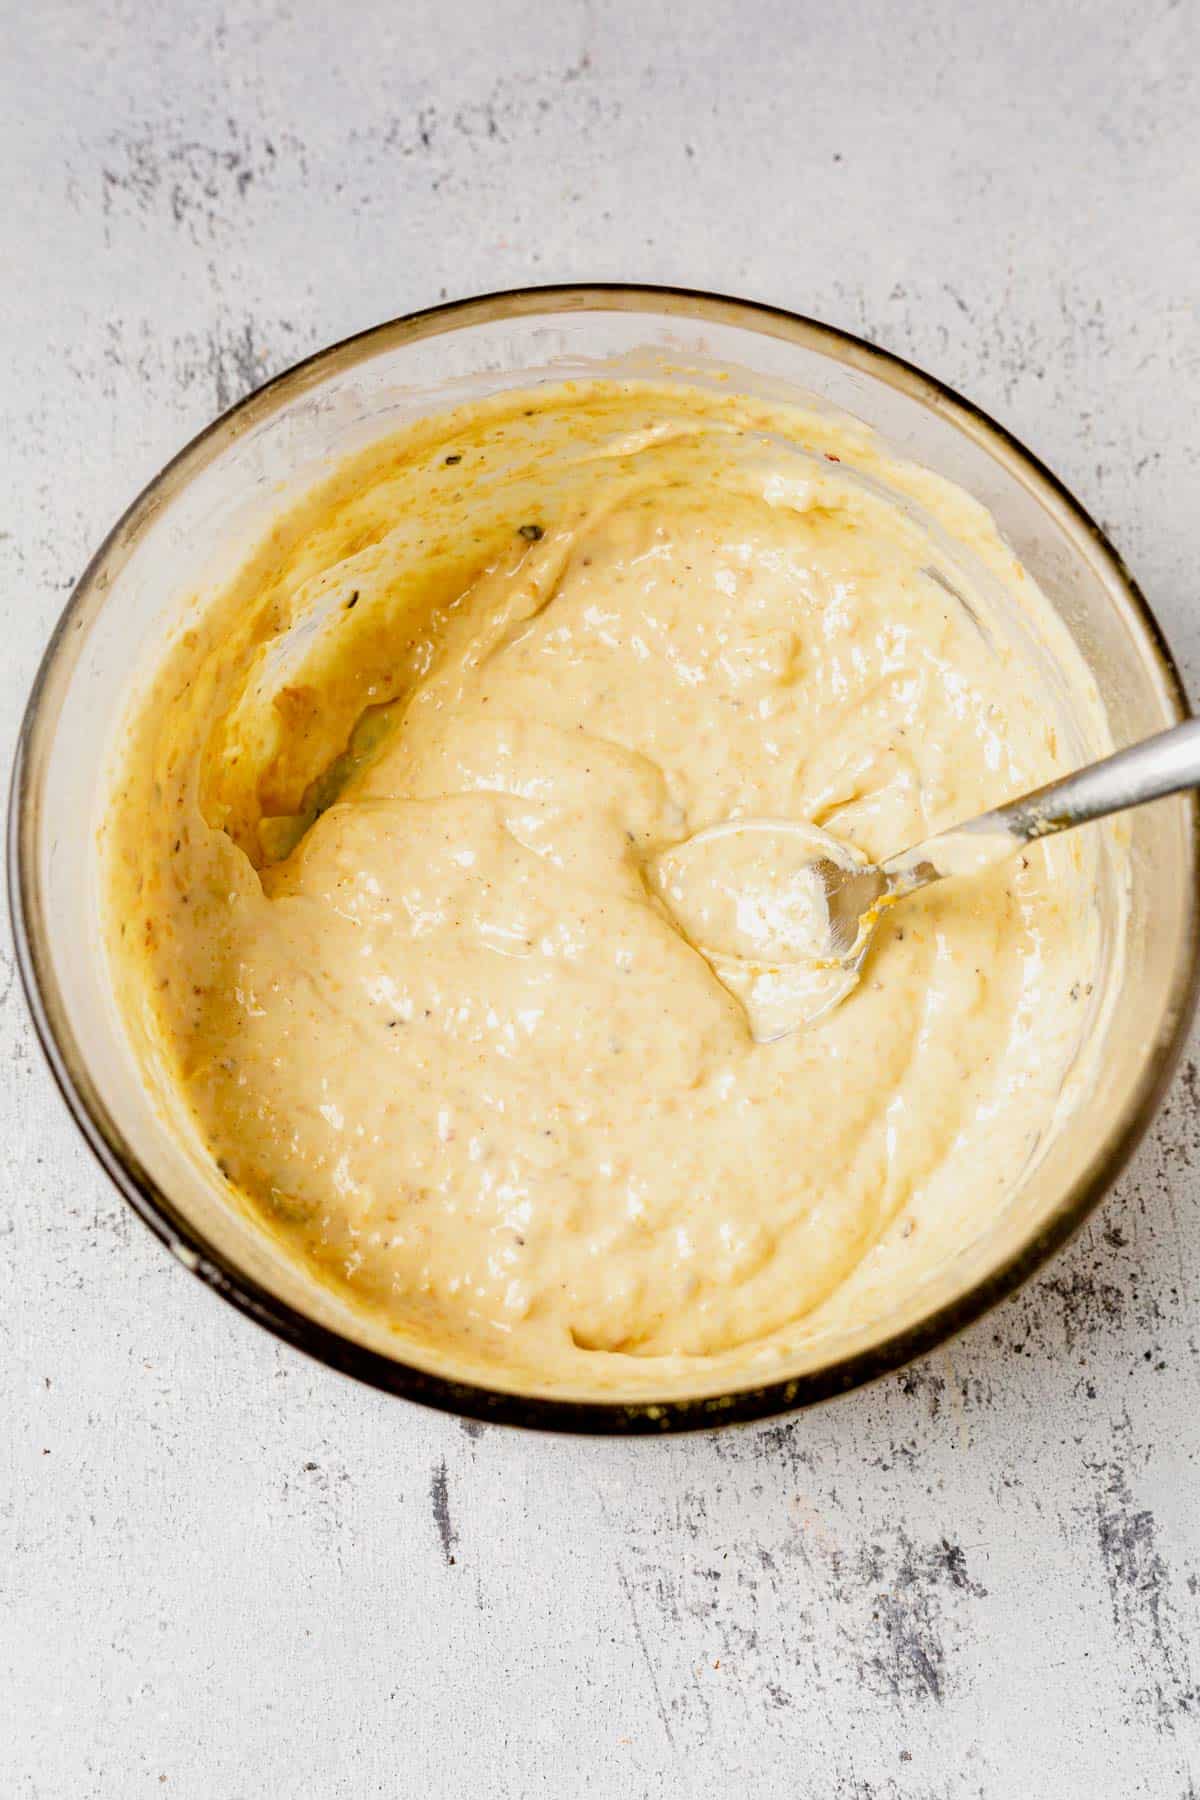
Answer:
[9, 287, 1198, 1431]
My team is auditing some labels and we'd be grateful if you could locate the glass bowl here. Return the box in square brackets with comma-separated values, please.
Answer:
[10, 286, 1199, 1432]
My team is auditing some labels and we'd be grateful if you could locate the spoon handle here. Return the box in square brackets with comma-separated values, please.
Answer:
[978, 715, 1200, 843]
[883, 716, 1200, 893]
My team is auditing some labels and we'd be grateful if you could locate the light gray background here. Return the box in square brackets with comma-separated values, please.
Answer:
[3, 3, 1199, 1795]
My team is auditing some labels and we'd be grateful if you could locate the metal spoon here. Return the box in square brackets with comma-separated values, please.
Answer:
[652, 717, 1200, 1040]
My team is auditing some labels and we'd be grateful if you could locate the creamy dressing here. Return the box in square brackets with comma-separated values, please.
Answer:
[102, 380, 1112, 1394]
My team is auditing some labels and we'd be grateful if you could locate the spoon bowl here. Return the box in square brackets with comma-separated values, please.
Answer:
[649, 819, 885, 1039]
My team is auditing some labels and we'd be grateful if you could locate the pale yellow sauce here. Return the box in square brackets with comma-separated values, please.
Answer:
[103, 381, 1111, 1394]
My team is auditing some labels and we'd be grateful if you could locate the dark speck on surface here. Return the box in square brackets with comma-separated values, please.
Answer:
[430, 1457, 457, 1565]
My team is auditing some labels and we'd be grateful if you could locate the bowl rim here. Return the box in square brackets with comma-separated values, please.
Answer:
[9, 281, 1200, 1434]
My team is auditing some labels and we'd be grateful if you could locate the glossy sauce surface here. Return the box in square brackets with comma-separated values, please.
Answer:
[104, 382, 1109, 1393]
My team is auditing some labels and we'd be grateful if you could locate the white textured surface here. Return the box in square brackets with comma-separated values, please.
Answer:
[3, 4, 1200, 1794]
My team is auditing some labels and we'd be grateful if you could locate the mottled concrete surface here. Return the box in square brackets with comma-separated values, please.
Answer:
[3, 3, 1200, 1795]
